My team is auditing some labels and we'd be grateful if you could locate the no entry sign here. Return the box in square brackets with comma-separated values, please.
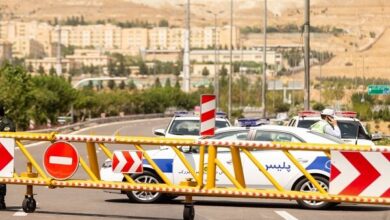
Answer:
[43, 141, 79, 180]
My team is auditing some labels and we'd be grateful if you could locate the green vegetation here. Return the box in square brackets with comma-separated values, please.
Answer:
[240, 24, 345, 35]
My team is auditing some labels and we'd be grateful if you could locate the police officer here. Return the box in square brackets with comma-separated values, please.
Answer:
[310, 108, 341, 138]
[0, 105, 15, 210]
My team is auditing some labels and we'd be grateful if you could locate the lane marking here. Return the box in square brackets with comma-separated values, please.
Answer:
[49, 156, 72, 165]
[13, 209, 28, 216]
[275, 211, 298, 220]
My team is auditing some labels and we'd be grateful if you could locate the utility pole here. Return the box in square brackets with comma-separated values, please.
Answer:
[261, 0, 267, 118]
[56, 25, 62, 76]
[182, 0, 191, 92]
[207, 10, 224, 110]
[228, 0, 233, 119]
[303, 0, 310, 110]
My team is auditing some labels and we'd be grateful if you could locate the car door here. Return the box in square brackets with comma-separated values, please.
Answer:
[243, 130, 304, 189]
[172, 130, 250, 187]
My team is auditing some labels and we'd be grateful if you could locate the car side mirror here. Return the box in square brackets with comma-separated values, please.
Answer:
[154, 129, 166, 136]
[371, 133, 382, 141]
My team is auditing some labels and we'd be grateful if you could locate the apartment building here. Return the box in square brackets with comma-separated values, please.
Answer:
[0, 40, 12, 64]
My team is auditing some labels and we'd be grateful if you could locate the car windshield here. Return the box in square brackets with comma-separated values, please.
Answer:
[297, 119, 370, 140]
[168, 120, 230, 135]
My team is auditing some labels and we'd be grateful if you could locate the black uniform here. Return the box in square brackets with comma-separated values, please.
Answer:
[0, 115, 15, 210]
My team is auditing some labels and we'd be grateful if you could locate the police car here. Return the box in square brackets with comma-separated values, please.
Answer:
[100, 117, 343, 209]
[288, 111, 381, 146]
[153, 111, 231, 138]
[100, 111, 231, 203]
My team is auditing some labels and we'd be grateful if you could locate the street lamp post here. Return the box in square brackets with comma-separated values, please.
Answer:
[261, 0, 267, 118]
[228, 0, 233, 119]
[303, 0, 311, 110]
[206, 10, 224, 110]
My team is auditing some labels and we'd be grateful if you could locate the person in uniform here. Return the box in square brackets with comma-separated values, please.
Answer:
[310, 108, 341, 138]
[0, 105, 16, 210]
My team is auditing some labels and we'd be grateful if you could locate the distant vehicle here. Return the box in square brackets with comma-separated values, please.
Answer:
[101, 120, 343, 209]
[153, 111, 231, 138]
[57, 116, 72, 125]
[288, 111, 381, 146]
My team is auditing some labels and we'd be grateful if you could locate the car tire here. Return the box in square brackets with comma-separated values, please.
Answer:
[126, 170, 164, 203]
[293, 175, 338, 209]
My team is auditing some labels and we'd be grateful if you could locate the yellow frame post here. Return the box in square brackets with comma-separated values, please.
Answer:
[86, 142, 100, 180]
[230, 146, 245, 188]
[16, 140, 48, 179]
[205, 145, 217, 189]
[198, 145, 205, 188]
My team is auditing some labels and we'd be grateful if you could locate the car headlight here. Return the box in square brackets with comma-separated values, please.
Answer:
[102, 160, 112, 168]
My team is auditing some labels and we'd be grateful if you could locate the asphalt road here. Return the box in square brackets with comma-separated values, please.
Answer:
[1, 118, 389, 220]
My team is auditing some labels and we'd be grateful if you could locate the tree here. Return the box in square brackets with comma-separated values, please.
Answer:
[38, 65, 45, 75]
[49, 66, 56, 75]
[159, 19, 169, 27]
[165, 78, 172, 88]
[154, 77, 162, 88]
[139, 62, 148, 75]
[108, 80, 116, 90]
[27, 63, 34, 73]
[202, 67, 210, 77]
[220, 64, 228, 77]
[119, 80, 126, 90]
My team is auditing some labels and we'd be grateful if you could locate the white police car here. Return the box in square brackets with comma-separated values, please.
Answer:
[100, 117, 345, 209]
[288, 111, 381, 146]
[153, 111, 231, 138]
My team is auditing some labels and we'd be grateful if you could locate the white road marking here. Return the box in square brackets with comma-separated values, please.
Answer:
[49, 156, 72, 165]
[275, 211, 298, 220]
[13, 209, 28, 216]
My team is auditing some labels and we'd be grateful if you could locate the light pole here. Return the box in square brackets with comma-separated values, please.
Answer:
[261, 0, 267, 118]
[206, 10, 224, 110]
[303, 0, 311, 110]
[228, 0, 234, 119]
[182, 0, 191, 93]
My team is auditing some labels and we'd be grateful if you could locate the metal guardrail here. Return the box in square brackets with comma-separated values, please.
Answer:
[28, 113, 168, 134]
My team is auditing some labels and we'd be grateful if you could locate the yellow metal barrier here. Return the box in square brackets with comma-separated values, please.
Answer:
[0, 131, 389, 219]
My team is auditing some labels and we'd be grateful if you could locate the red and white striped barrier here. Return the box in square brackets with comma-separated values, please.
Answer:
[330, 151, 390, 197]
[200, 94, 216, 137]
[112, 151, 143, 173]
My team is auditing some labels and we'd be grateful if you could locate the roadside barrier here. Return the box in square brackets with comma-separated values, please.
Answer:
[0, 131, 389, 220]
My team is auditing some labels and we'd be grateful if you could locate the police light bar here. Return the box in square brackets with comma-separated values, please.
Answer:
[335, 111, 357, 118]
[216, 111, 227, 118]
[298, 111, 321, 117]
[237, 118, 261, 127]
[174, 111, 193, 117]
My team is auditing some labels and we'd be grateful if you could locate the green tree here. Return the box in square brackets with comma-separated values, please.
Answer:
[49, 66, 56, 75]
[154, 77, 162, 88]
[108, 80, 116, 90]
[0, 64, 33, 129]
[38, 65, 45, 75]
[202, 67, 210, 77]
[119, 80, 126, 90]
[165, 78, 172, 88]
[159, 19, 169, 27]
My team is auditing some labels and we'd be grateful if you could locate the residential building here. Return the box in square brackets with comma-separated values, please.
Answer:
[0, 40, 12, 64]
[66, 49, 109, 67]
[26, 57, 73, 74]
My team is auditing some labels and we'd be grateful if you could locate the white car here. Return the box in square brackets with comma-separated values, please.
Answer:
[153, 111, 231, 138]
[101, 122, 344, 209]
[288, 111, 381, 146]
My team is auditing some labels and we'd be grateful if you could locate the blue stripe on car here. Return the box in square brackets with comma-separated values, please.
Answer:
[142, 159, 173, 173]
[305, 156, 330, 173]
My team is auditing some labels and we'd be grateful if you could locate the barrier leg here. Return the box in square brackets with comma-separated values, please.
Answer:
[183, 196, 194, 220]
[22, 163, 36, 213]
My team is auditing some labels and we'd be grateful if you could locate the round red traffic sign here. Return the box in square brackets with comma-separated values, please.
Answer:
[43, 141, 79, 180]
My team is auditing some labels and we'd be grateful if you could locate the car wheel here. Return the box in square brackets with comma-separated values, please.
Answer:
[293, 175, 338, 209]
[126, 170, 163, 203]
